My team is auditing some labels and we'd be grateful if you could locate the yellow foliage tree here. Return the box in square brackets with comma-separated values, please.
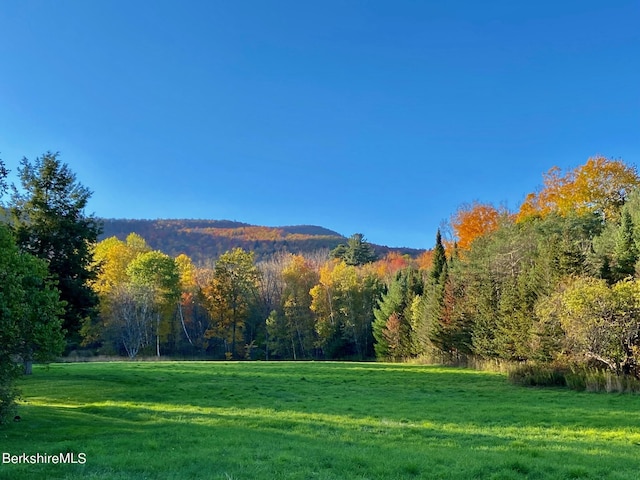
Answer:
[91, 233, 151, 296]
[280, 254, 318, 359]
[517, 156, 639, 222]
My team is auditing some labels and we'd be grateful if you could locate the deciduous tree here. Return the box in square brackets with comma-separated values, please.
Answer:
[0, 224, 64, 421]
[281, 254, 318, 359]
[108, 283, 155, 359]
[127, 251, 181, 356]
[516, 156, 640, 222]
[203, 248, 259, 358]
[538, 277, 640, 376]
[311, 260, 381, 359]
[451, 201, 501, 251]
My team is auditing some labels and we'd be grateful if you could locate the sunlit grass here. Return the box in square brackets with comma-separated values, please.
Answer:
[2, 361, 640, 479]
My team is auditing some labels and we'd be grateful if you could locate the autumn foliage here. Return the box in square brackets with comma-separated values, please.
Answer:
[70, 153, 640, 377]
[516, 156, 640, 222]
[416, 250, 434, 271]
[374, 252, 412, 279]
[451, 201, 501, 251]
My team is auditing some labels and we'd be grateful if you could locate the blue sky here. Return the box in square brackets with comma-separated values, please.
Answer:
[1, 1, 638, 249]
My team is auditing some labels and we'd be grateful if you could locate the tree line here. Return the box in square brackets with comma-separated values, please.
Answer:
[2, 152, 640, 422]
[84, 231, 396, 361]
[401, 156, 640, 382]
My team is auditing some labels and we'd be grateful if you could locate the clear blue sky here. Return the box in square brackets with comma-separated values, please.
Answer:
[1, 1, 638, 249]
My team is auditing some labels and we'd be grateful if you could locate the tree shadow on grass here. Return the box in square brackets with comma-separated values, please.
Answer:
[13, 363, 640, 479]
[5, 399, 640, 480]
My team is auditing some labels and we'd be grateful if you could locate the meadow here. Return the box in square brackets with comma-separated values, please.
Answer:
[2, 361, 640, 480]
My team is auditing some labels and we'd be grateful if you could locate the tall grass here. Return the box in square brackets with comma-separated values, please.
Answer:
[508, 362, 640, 393]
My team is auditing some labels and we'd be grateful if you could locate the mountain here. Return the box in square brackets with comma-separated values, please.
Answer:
[99, 219, 424, 263]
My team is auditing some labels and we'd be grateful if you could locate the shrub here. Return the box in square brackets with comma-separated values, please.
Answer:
[508, 363, 567, 387]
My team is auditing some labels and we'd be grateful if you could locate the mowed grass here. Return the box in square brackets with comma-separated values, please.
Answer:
[2, 362, 640, 480]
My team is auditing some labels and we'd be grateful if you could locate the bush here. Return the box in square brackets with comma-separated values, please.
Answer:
[508, 363, 567, 387]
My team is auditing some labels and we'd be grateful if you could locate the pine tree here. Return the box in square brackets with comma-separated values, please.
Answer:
[613, 208, 638, 280]
[431, 230, 446, 282]
[330, 233, 377, 266]
[372, 268, 422, 360]
[9, 153, 102, 347]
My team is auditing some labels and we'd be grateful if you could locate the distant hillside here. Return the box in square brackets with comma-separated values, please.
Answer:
[100, 219, 424, 263]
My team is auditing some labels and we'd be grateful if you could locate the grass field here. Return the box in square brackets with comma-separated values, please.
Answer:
[2, 361, 640, 480]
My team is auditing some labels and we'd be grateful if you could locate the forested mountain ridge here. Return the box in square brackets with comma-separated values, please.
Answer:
[100, 218, 424, 263]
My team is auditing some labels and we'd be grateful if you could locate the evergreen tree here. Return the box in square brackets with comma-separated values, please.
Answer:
[372, 268, 422, 360]
[431, 230, 446, 282]
[330, 233, 377, 266]
[0, 159, 8, 200]
[9, 153, 102, 347]
[613, 208, 638, 280]
[427, 261, 449, 351]
[373, 275, 405, 360]
[419, 232, 475, 359]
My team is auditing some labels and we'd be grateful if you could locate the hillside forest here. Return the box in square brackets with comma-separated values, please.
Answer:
[3, 153, 640, 422]
[98, 219, 423, 264]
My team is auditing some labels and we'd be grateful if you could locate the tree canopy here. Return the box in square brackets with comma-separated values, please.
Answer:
[516, 156, 640, 222]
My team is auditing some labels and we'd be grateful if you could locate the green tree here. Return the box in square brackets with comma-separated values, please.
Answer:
[0, 224, 64, 422]
[431, 230, 446, 282]
[414, 231, 473, 360]
[373, 267, 422, 360]
[331, 233, 377, 266]
[613, 208, 638, 281]
[127, 251, 181, 356]
[0, 158, 8, 200]
[311, 260, 381, 359]
[538, 277, 640, 376]
[10, 152, 102, 347]
[426, 260, 473, 359]
[203, 248, 259, 358]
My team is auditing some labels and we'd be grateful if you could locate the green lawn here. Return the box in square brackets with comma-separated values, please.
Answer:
[2, 361, 640, 479]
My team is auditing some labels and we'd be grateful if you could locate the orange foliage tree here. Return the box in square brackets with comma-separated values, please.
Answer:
[451, 201, 501, 251]
[416, 250, 434, 271]
[516, 156, 640, 222]
[374, 252, 412, 279]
